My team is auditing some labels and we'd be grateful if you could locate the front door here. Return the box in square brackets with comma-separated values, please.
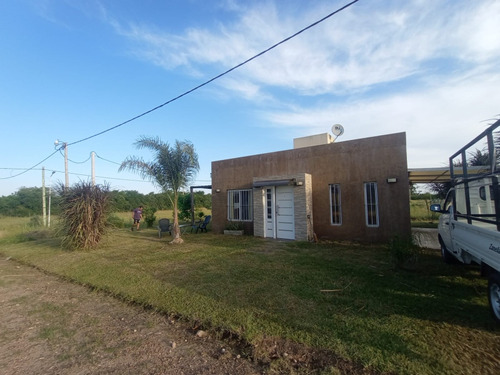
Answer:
[276, 186, 295, 240]
[265, 187, 276, 238]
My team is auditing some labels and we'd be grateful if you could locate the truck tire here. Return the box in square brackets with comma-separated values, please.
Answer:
[488, 273, 500, 323]
[440, 240, 455, 264]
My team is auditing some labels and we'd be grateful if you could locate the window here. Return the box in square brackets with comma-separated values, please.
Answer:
[266, 188, 273, 219]
[364, 182, 379, 227]
[329, 184, 342, 225]
[479, 185, 494, 201]
[228, 189, 253, 221]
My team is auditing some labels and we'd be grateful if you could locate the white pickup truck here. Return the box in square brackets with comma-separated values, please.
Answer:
[430, 119, 500, 323]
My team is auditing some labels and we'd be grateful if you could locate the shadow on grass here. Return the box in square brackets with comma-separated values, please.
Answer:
[2, 229, 498, 374]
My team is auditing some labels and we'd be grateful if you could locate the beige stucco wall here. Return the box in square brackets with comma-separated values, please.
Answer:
[211, 132, 411, 243]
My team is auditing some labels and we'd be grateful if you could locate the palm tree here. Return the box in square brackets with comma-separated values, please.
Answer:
[119, 136, 199, 244]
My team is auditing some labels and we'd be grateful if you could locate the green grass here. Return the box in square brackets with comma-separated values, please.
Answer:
[1, 217, 499, 374]
[410, 199, 439, 227]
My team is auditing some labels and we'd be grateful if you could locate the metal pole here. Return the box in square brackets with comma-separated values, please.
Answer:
[91, 151, 95, 186]
[48, 185, 52, 228]
[42, 167, 47, 226]
[190, 186, 195, 225]
[64, 143, 69, 190]
[48, 171, 55, 228]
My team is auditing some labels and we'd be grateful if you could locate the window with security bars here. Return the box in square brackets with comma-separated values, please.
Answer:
[227, 189, 253, 221]
[364, 182, 379, 227]
[329, 184, 342, 225]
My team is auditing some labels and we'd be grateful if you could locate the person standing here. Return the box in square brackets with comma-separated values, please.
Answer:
[132, 205, 143, 231]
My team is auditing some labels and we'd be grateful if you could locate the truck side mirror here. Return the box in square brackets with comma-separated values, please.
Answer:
[430, 204, 443, 213]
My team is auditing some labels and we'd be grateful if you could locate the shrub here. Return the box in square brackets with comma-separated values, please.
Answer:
[57, 182, 111, 250]
[225, 221, 243, 231]
[388, 235, 421, 270]
[143, 206, 157, 228]
[107, 214, 126, 229]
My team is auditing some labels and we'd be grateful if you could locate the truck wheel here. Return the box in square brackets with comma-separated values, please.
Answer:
[488, 273, 500, 323]
[440, 241, 454, 264]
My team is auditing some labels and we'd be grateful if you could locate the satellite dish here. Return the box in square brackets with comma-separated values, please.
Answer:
[331, 124, 344, 137]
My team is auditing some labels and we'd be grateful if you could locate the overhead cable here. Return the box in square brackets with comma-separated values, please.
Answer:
[67, 0, 359, 147]
[0, 150, 59, 180]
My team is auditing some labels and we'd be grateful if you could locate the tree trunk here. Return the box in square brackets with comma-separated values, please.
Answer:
[170, 190, 184, 244]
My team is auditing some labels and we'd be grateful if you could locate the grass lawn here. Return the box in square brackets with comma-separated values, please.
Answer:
[1, 217, 499, 374]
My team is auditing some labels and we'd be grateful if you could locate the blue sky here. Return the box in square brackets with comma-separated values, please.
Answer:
[1, 0, 499, 197]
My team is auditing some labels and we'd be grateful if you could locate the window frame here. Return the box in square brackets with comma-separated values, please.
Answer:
[227, 189, 253, 221]
[364, 182, 379, 227]
[329, 184, 342, 225]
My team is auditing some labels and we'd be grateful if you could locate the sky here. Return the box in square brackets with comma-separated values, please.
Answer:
[1, 0, 499, 197]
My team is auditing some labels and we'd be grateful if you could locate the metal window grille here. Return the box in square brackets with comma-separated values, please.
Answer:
[364, 182, 379, 227]
[227, 189, 253, 221]
[329, 184, 342, 225]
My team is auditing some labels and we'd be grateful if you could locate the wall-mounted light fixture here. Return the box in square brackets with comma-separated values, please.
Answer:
[386, 177, 398, 183]
[215, 188, 221, 193]
[295, 181, 303, 186]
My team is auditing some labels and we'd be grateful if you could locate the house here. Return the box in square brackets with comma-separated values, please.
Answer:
[211, 132, 411, 243]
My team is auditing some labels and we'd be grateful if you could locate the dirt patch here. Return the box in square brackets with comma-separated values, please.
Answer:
[0, 257, 262, 375]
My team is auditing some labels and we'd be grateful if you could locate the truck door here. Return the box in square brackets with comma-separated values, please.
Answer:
[438, 189, 454, 252]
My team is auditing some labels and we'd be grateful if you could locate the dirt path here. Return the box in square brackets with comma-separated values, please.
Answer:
[0, 257, 262, 375]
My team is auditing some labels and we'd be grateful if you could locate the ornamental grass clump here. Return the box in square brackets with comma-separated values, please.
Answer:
[57, 182, 111, 250]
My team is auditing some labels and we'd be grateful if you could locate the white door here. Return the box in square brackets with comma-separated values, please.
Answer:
[276, 186, 295, 240]
[265, 187, 276, 238]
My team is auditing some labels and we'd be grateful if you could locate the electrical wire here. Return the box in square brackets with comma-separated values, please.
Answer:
[67, 0, 359, 147]
[61, 150, 92, 164]
[0, 150, 59, 180]
[0, 167, 150, 183]
[94, 152, 122, 165]
[2, 1, 359, 183]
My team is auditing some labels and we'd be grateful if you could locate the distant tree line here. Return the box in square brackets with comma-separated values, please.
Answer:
[0, 187, 211, 217]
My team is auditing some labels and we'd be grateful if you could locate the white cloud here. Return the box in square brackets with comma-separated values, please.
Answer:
[109, 0, 500, 97]
[106, 0, 500, 168]
[264, 68, 500, 168]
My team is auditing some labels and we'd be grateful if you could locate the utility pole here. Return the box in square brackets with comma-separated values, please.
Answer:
[48, 171, 55, 228]
[55, 140, 69, 190]
[42, 167, 47, 226]
[91, 151, 95, 186]
[64, 142, 69, 190]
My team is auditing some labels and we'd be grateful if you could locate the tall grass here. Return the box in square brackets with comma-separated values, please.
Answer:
[1, 225, 498, 375]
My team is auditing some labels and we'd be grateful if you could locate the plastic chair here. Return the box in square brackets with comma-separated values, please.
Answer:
[191, 215, 211, 233]
[157, 218, 171, 238]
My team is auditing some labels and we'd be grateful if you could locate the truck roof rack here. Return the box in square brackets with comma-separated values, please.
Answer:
[450, 118, 500, 181]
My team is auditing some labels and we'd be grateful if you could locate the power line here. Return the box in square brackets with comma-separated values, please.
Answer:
[2, 1, 359, 184]
[0, 150, 59, 180]
[62, 150, 92, 164]
[67, 0, 359, 147]
[0, 167, 150, 183]
[94, 152, 122, 165]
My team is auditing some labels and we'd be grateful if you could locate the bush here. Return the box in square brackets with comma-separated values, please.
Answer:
[388, 235, 421, 270]
[107, 214, 126, 229]
[143, 206, 157, 228]
[57, 182, 111, 250]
